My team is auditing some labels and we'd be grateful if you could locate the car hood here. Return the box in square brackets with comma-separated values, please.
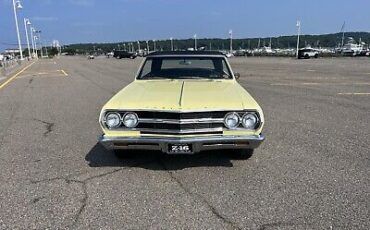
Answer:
[103, 80, 261, 111]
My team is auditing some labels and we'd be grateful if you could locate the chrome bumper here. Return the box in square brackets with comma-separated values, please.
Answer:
[98, 134, 265, 154]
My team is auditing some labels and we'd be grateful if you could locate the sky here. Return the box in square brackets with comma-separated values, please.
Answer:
[0, 0, 369, 51]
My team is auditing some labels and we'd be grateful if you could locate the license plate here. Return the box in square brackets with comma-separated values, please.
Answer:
[168, 144, 193, 154]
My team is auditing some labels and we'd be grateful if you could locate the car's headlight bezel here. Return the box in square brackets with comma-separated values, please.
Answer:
[104, 112, 122, 129]
[122, 112, 139, 128]
[223, 112, 241, 130]
[241, 113, 259, 130]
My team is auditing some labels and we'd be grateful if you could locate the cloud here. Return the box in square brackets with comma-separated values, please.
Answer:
[32, 16, 58, 22]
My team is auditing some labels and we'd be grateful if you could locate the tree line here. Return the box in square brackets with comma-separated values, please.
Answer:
[63, 32, 370, 54]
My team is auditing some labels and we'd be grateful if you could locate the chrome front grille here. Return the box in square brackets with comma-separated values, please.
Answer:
[120, 111, 230, 135]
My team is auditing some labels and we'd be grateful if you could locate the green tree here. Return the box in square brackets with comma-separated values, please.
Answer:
[48, 47, 59, 57]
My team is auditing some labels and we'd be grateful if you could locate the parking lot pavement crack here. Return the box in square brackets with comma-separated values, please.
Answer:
[33, 119, 55, 137]
[70, 181, 88, 229]
[157, 158, 241, 230]
[30, 160, 157, 228]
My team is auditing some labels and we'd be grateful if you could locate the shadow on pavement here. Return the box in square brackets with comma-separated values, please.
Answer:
[85, 143, 252, 170]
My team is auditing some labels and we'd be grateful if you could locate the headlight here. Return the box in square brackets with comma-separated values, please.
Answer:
[242, 113, 259, 129]
[224, 112, 240, 129]
[123, 112, 139, 128]
[105, 112, 121, 129]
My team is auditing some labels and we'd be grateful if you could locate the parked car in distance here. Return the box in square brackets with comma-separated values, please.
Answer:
[298, 48, 319, 59]
[113, 50, 137, 59]
[106, 52, 114, 58]
[87, 55, 95, 59]
[99, 51, 265, 157]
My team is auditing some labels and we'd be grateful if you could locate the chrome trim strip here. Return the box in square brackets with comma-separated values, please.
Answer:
[118, 127, 223, 134]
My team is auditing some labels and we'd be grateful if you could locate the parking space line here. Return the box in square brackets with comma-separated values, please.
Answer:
[271, 82, 370, 86]
[338, 93, 370, 95]
[0, 62, 35, 91]
[16, 70, 68, 79]
[60, 70, 68, 76]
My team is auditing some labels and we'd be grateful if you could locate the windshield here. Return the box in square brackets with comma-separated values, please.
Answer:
[137, 56, 233, 80]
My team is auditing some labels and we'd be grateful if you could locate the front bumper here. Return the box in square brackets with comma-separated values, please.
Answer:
[98, 134, 265, 154]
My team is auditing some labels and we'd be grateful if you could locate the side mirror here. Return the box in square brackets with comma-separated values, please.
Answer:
[234, 72, 240, 80]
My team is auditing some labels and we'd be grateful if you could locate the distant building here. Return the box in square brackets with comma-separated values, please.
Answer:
[4, 49, 20, 55]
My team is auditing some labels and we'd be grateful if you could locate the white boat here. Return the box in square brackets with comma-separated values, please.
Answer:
[342, 37, 365, 56]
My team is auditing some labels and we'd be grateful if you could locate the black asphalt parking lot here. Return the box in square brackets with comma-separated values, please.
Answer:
[0, 56, 369, 229]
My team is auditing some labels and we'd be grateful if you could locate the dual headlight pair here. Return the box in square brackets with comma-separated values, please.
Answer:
[104, 111, 259, 130]
[224, 112, 259, 130]
[104, 112, 138, 129]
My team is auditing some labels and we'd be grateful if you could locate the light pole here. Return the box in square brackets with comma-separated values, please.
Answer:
[36, 30, 44, 58]
[153, 40, 156, 52]
[296, 20, 301, 58]
[146, 40, 149, 53]
[12, 0, 23, 60]
[23, 18, 32, 59]
[194, 34, 197, 50]
[30, 27, 36, 57]
[34, 35, 39, 58]
[170, 37, 174, 51]
[229, 30, 233, 54]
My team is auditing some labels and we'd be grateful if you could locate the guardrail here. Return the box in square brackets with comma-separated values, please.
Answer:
[0, 59, 23, 76]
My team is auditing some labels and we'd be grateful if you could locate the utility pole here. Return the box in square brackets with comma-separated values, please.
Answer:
[146, 41, 149, 53]
[296, 20, 301, 58]
[170, 37, 174, 51]
[194, 34, 197, 50]
[229, 30, 233, 54]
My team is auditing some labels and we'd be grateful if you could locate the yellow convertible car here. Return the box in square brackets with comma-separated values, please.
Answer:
[99, 51, 264, 157]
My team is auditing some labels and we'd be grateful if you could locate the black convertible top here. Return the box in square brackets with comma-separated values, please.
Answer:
[147, 51, 225, 57]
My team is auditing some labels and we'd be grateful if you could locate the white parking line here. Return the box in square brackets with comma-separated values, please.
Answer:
[271, 82, 370, 86]
[338, 93, 370, 95]
[0, 62, 35, 90]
